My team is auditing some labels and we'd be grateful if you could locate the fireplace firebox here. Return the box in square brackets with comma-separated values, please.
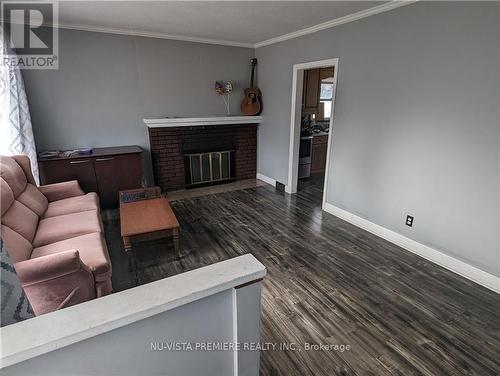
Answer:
[184, 150, 235, 188]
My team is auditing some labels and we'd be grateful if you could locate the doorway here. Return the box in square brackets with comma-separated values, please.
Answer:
[286, 58, 339, 208]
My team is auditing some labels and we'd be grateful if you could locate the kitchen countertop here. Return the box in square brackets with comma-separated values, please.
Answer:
[313, 131, 329, 137]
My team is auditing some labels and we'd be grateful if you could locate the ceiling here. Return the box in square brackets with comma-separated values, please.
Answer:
[54, 1, 402, 48]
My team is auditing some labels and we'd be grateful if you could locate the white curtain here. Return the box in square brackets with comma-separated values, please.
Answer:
[0, 28, 39, 183]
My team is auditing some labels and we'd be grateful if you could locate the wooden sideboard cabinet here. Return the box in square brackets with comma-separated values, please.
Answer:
[38, 146, 143, 207]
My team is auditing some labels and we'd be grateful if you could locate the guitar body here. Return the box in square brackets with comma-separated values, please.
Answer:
[241, 87, 262, 115]
[241, 58, 262, 115]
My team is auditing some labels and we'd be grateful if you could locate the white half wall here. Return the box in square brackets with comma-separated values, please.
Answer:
[1, 255, 266, 375]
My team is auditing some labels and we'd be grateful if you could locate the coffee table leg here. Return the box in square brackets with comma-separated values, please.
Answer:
[172, 228, 180, 258]
[123, 236, 138, 285]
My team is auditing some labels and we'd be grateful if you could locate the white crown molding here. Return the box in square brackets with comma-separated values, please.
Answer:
[323, 203, 500, 295]
[254, 0, 419, 48]
[54, 22, 255, 48]
[4, 1, 419, 49]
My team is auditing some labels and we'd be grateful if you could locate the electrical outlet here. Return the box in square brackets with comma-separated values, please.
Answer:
[406, 215, 414, 227]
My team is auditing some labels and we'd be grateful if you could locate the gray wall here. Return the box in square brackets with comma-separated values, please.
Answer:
[21, 4, 499, 277]
[23, 29, 254, 183]
[4, 290, 234, 376]
[255, 2, 500, 276]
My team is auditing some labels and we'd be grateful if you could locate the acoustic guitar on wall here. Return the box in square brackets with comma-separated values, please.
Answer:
[240, 58, 262, 116]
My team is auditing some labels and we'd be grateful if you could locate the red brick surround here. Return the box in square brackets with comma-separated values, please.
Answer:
[148, 124, 257, 192]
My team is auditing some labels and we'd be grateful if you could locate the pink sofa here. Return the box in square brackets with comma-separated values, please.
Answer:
[1, 155, 112, 315]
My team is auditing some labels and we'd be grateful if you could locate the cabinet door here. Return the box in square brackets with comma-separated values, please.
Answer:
[311, 137, 328, 175]
[320, 67, 334, 80]
[93, 153, 143, 207]
[39, 159, 98, 193]
[302, 68, 320, 114]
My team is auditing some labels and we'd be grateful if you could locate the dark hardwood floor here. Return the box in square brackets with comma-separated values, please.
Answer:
[102, 179, 500, 376]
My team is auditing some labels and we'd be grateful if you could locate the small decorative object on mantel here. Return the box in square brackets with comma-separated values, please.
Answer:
[240, 58, 262, 116]
[215, 81, 233, 115]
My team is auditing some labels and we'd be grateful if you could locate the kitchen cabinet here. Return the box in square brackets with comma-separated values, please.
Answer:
[302, 68, 320, 114]
[311, 135, 328, 175]
[38, 146, 143, 207]
[302, 67, 335, 117]
[320, 67, 334, 80]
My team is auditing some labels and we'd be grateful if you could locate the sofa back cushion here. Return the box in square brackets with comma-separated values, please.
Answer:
[0, 156, 28, 198]
[1, 156, 43, 262]
[0, 225, 33, 263]
[17, 184, 48, 217]
[2, 201, 39, 244]
[11, 155, 37, 186]
[0, 177, 14, 216]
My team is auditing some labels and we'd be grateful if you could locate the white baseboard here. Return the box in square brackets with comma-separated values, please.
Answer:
[256, 173, 276, 187]
[323, 202, 500, 294]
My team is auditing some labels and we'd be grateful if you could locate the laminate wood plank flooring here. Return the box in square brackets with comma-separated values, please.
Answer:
[102, 178, 500, 376]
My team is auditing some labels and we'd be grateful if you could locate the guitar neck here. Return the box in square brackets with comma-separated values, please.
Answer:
[250, 59, 257, 88]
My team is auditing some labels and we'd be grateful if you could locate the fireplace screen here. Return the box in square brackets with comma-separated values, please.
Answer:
[184, 150, 235, 187]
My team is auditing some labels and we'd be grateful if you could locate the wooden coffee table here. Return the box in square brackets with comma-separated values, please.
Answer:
[120, 197, 180, 273]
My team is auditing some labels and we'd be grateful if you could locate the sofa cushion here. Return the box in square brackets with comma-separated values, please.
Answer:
[33, 210, 103, 247]
[0, 177, 14, 216]
[38, 181, 85, 202]
[43, 193, 99, 218]
[0, 156, 27, 198]
[1, 225, 33, 263]
[17, 183, 48, 217]
[32, 232, 111, 280]
[11, 155, 36, 185]
[2, 200, 39, 243]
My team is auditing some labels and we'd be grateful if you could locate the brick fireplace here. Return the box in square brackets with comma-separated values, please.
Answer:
[146, 117, 261, 192]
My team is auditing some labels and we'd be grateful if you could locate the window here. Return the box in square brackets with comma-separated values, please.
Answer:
[320, 81, 334, 119]
[320, 83, 333, 101]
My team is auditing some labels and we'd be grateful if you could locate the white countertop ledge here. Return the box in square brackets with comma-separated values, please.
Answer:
[143, 115, 263, 128]
[0, 254, 266, 369]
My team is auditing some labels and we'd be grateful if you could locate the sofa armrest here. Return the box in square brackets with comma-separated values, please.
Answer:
[14, 250, 97, 315]
[14, 250, 88, 286]
[39, 180, 85, 202]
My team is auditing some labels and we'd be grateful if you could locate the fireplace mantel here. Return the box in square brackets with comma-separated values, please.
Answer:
[143, 115, 262, 128]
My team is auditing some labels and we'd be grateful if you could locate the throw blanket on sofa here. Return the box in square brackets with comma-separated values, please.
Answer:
[0, 239, 34, 327]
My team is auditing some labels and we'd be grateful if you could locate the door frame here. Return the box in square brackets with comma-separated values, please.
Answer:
[286, 58, 339, 208]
